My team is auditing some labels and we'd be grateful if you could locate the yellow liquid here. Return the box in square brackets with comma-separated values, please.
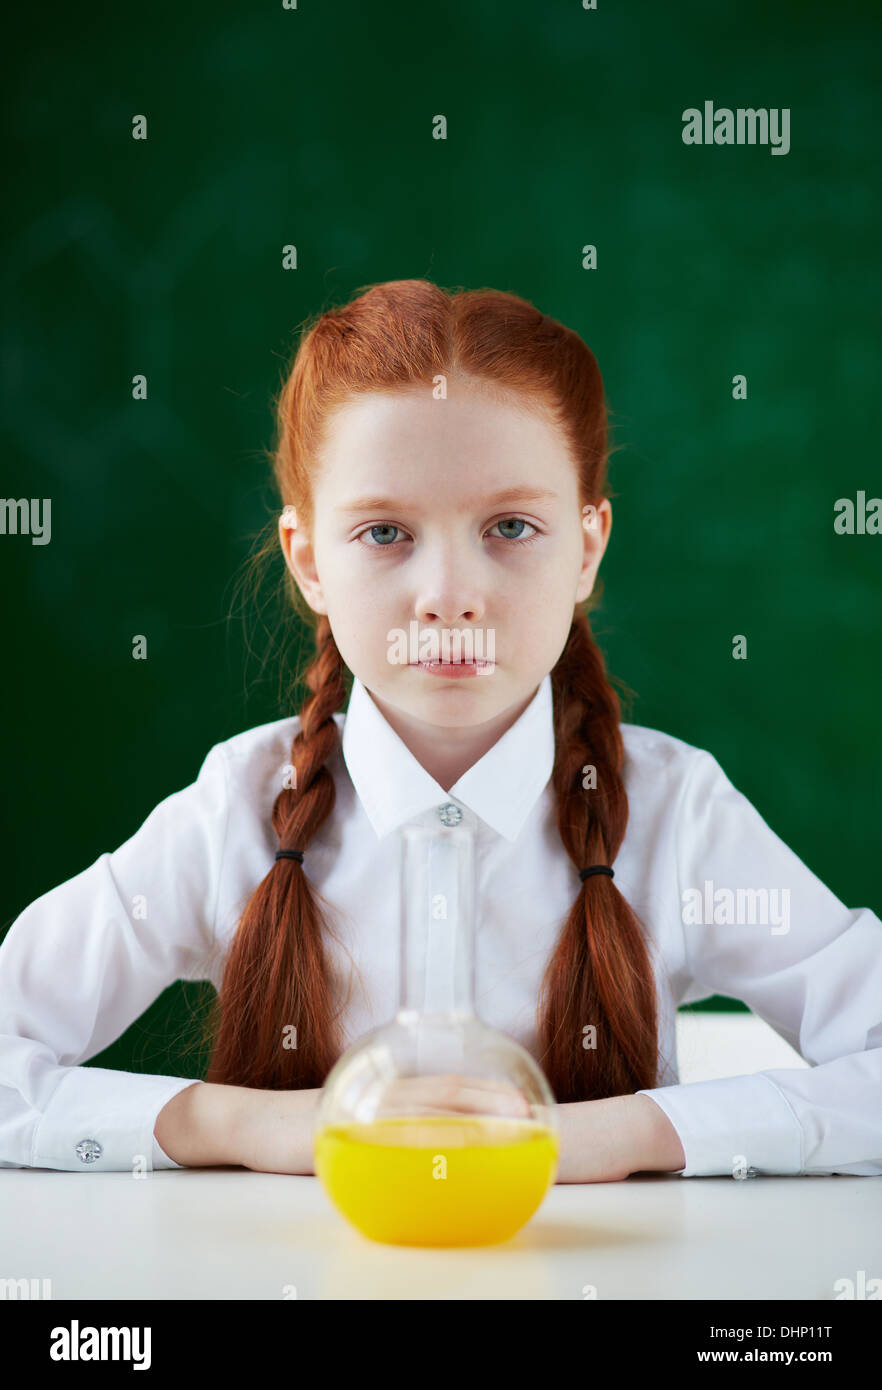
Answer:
[315, 1115, 558, 1247]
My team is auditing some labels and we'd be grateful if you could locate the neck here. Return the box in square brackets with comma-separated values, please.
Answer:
[367, 685, 539, 791]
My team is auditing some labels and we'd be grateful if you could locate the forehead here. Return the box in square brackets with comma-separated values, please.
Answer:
[317, 386, 573, 490]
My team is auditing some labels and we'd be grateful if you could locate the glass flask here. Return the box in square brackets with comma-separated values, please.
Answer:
[314, 805, 559, 1247]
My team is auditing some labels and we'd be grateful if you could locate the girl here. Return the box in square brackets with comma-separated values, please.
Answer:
[1, 280, 880, 1183]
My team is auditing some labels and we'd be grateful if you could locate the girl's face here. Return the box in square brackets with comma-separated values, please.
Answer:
[280, 380, 610, 731]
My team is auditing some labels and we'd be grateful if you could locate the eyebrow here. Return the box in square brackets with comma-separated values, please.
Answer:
[336, 486, 559, 515]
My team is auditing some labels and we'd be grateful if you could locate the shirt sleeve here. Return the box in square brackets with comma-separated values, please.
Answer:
[0, 741, 230, 1172]
[636, 747, 882, 1178]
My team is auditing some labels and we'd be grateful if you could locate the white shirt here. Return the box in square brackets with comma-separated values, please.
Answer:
[1, 674, 880, 1176]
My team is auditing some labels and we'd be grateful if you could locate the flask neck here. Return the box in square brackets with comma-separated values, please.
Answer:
[399, 817, 477, 1018]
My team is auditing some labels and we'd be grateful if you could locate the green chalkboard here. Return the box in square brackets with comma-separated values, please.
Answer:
[1, 0, 879, 1084]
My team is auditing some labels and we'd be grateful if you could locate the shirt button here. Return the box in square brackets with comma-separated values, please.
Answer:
[75, 1138, 103, 1164]
[438, 802, 462, 826]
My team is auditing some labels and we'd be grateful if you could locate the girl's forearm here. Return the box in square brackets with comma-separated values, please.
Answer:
[155, 1083, 686, 1180]
[155, 1082, 323, 1173]
[627, 1093, 686, 1173]
[154, 1082, 251, 1167]
[554, 1092, 686, 1183]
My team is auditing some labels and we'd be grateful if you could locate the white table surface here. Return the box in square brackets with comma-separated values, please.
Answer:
[2, 1164, 880, 1301]
[3, 1015, 879, 1301]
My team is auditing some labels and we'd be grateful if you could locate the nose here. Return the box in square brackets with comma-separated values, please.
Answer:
[413, 542, 485, 628]
[422, 594, 483, 622]
[417, 597, 481, 626]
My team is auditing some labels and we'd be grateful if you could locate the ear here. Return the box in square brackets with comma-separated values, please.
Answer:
[575, 499, 612, 604]
[278, 508, 328, 615]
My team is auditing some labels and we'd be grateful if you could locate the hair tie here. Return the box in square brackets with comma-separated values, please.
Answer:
[275, 849, 304, 863]
[580, 865, 614, 881]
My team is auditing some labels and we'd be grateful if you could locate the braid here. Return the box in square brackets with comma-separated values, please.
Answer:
[203, 615, 348, 1090]
[538, 607, 661, 1102]
[273, 615, 347, 856]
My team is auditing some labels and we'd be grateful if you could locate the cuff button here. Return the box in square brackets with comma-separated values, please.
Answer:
[75, 1139, 103, 1163]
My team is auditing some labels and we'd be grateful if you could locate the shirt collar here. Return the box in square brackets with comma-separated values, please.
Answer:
[341, 673, 555, 843]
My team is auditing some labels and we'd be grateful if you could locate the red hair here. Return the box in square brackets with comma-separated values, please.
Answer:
[201, 279, 665, 1101]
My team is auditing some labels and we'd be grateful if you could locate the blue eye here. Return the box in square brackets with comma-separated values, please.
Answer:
[489, 518, 538, 542]
[360, 524, 402, 547]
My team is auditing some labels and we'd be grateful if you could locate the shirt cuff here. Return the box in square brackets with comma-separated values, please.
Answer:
[31, 1067, 203, 1172]
[636, 1072, 805, 1176]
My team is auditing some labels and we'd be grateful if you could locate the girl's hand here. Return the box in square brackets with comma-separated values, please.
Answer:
[370, 1072, 533, 1119]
